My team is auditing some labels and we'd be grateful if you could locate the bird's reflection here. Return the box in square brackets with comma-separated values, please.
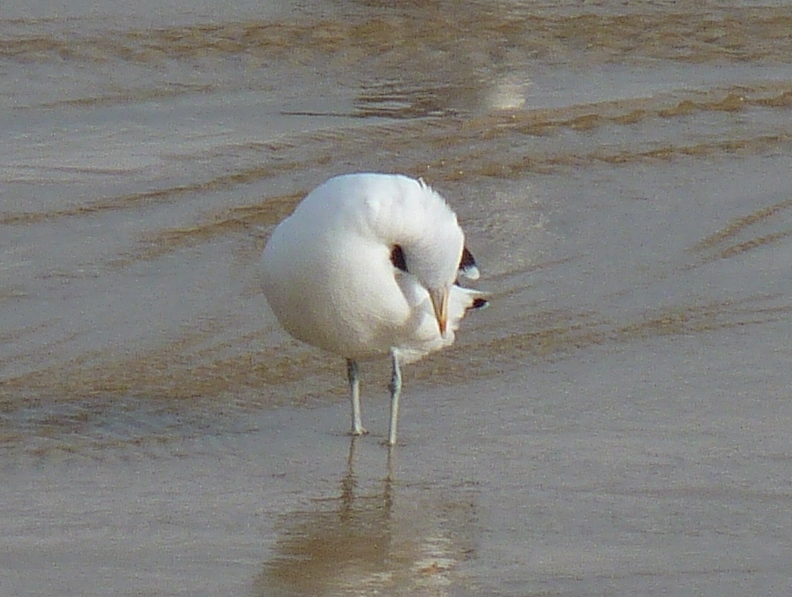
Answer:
[255, 439, 474, 596]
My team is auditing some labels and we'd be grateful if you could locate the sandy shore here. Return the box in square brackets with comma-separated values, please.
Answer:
[3, 1, 792, 595]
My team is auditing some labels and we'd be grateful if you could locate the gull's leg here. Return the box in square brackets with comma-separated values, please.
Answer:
[347, 359, 366, 436]
[387, 349, 402, 446]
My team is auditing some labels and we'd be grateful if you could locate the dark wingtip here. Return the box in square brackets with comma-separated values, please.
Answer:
[470, 297, 489, 310]
[456, 246, 486, 310]
[458, 246, 480, 280]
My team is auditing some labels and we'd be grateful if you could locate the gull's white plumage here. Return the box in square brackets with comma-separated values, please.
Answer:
[260, 173, 484, 445]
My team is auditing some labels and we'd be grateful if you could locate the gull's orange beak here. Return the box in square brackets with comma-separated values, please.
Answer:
[429, 286, 450, 336]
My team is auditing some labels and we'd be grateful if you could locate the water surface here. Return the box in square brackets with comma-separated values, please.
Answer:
[2, 1, 792, 595]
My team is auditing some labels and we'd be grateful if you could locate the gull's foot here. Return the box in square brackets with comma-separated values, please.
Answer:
[349, 427, 368, 437]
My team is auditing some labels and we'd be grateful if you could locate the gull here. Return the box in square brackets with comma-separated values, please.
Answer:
[259, 173, 486, 445]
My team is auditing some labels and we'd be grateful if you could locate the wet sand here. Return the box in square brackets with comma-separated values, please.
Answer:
[3, 1, 792, 595]
[4, 339, 792, 595]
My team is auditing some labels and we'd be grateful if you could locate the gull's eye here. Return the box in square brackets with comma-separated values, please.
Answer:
[391, 245, 408, 273]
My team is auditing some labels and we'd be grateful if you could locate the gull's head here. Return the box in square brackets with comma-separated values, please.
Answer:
[371, 175, 465, 336]
[408, 222, 462, 336]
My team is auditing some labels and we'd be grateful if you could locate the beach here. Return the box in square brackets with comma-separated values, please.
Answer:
[2, 1, 792, 594]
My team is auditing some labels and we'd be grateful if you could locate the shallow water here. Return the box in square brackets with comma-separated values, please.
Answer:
[2, 1, 792, 595]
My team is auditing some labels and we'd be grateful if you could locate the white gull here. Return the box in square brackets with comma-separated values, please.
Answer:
[259, 173, 486, 445]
